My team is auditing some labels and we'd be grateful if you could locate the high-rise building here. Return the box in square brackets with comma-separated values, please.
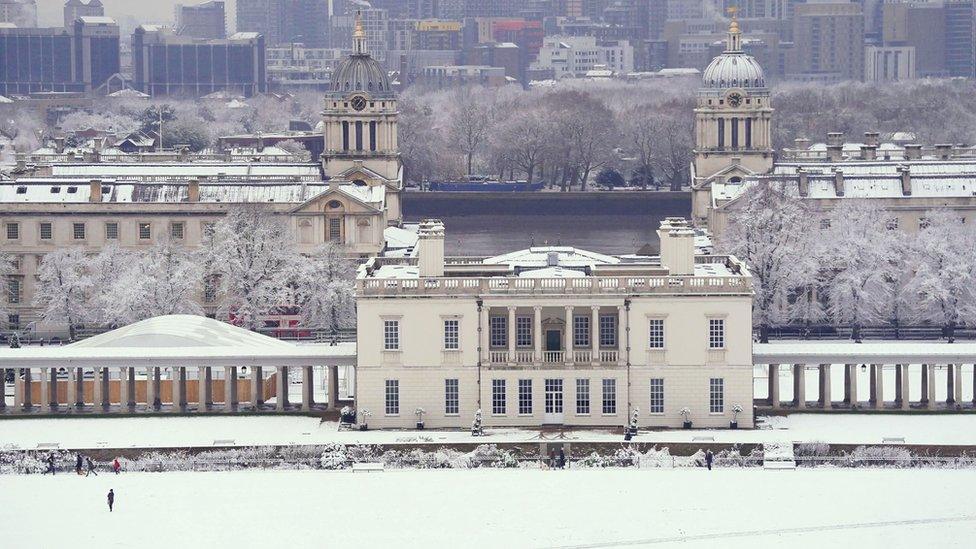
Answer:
[0, 0, 35, 26]
[175, 1, 226, 40]
[132, 26, 266, 97]
[881, 1, 944, 78]
[864, 45, 915, 82]
[0, 16, 119, 95]
[329, 8, 388, 62]
[415, 20, 462, 50]
[791, 1, 864, 82]
[237, 0, 327, 46]
[63, 0, 102, 29]
[944, 0, 975, 78]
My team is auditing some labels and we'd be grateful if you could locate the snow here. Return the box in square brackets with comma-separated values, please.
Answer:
[2, 468, 975, 548]
[4, 412, 976, 451]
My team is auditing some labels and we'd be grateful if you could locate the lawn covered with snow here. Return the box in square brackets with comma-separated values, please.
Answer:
[2, 468, 975, 548]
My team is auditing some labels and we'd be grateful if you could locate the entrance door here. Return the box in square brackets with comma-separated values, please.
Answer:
[544, 378, 564, 424]
[546, 330, 561, 352]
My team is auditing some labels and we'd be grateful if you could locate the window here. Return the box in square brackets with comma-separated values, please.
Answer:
[573, 315, 590, 347]
[649, 378, 664, 413]
[204, 276, 218, 303]
[170, 222, 185, 240]
[745, 118, 752, 148]
[369, 120, 377, 151]
[919, 217, 930, 230]
[202, 222, 216, 239]
[342, 121, 349, 150]
[544, 378, 562, 416]
[731, 116, 739, 148]
[105, 222, 119, 240]
[138, 222, 151, 240]
[599, 314, 617, 347]
[518, 379, 532, 414]
[709, 318, 725, 349]
[329, 217, 341, 242]
[886, 218, 899, 231]
[602, 378, 616, 414]
[355, 120, 363, 151]
[383, 320, 400, 351]
[648, 318, 665, 349]
[5, 223, 18, 240]
[7, 314, 19, 330]
[516, 316, 532, 347]
[491, 379, 506, 414]
[385, 379, 399, 415]
[576, 378, 590, 415]
[717, 118, 725, 148]
[7, 277, 21, 304]
[489, 316, 507, 348]
[709, 378, 724, 413]
[72, 223, 86, 240]
[39, 222, 52, 240]
[443, 319, 459, 350]
[819, 219, 831, 230]
[445, 378, 459, 415]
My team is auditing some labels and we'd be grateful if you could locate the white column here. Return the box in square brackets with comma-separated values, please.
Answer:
[953, 364, 963, 407]
[820, 364, 832, 409]
[123, 367, 135, 409]
[533, 306, 543, 362]
[591, 306, 600, 362]
[873, 364, 884, 409]
[899, 364, 910, 410]
[251, 366, 264, 409]
[793, 364, 806, 409]
[302, 366, 314, 411]
[479, 305, 489, 364]
[565, 306, 574, 361]
[93, 367, 104, 409]
[198, 366, 212, 411]
[40, 367, 51, 411]
[0, 367, 5, 410]
[14, 368, 28, 408]
[147, 366, 159, 410]
[768, 364, 780, 409]
[328, 365, 339, 409]
[507, 306, 516, 360]
[224, 366, 238, 410]
[926, 364, 936, 410]
[276, 366, 289, 411]
[172, 367, 187, 410]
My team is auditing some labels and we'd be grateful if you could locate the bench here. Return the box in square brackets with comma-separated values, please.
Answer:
[763, 458, 796, 470]
[352, 462, 385, 473]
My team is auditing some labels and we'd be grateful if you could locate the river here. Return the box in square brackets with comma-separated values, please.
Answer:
[402, 191, 692, 256]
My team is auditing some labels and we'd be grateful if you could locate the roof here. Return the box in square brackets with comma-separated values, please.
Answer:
[754, 341, 976, 364]
[484, 246, 621, 268]
[46, 163, 323, 180]
[0, 315, 356, 368]
[78, 16, 116, 25]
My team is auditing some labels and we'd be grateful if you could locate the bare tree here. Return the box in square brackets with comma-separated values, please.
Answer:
[446, 86, 496, 176]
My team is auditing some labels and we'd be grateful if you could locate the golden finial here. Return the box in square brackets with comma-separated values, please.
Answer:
[353, 10, 367, 54]
[727, 6, 740, 33]
[354, 10, 365, 39]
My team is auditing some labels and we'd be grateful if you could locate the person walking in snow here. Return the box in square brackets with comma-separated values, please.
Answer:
[548, 449, 556, 469]
[558, 448, 566, 469]
[43, 453, 56, 475]
[86, 457, 98, 476]
[112, 458, 121, 475]
[107, 489, 115, 512]
[705, 449, 714, 471]
[75, 453, 84, 475]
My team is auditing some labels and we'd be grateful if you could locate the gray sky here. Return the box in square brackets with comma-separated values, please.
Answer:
[37, 0, 239, 30]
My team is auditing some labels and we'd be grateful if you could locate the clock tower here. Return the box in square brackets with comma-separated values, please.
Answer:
[691, 9, 773, 226]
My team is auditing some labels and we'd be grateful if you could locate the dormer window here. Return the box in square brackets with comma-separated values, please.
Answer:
[50, 186, 61, 193]
[15, 186, 26, 194]
[67, 186, 77, 194]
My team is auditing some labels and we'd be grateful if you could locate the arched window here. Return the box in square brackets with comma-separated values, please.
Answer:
[369, 121, 377, 151]
[352, 179, 367, 187]
[355, 121, 363, 151]
[717, 118, 725, 149]
[731, 117, 739, 149]
[342, 121, 349, 150]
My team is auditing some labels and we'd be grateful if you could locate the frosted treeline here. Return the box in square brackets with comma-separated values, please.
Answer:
[11, 206, 356, 336]
[718, 184, 976, 341]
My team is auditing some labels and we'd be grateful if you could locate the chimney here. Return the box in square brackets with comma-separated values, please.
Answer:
[417, 219, 445, 277]
[935, 143, 952, 160]
[826, 132, 844, 147]
[329, 177, 339, 191]
[257, 135, 265, 152]
[832, 168, 845, 197]
[904, 144, 922, 160]
[797, 167, 809, 197]
[898, 165, 911, 196]
[826, 144, 844, 162]
[188, 178, 200, 202]
[794, 137, 811, 150]
[864, 132, 880, 147]
[54, 137, 66, 154]
[89, 179, 102, 203]
[657, 217, 694, 276]
[861, 145, 877, 161]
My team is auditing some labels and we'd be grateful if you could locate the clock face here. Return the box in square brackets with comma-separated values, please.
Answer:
[351, 95, 368, 111]
[727, 92, 743, 107]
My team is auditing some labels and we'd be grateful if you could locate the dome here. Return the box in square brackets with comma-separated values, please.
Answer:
[331, 53, 393, 97]
[701, 53, 766, 90]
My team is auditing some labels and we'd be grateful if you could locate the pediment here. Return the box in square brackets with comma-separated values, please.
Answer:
[290, 187, 382, 214]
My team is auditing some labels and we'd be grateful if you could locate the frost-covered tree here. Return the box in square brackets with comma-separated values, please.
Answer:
[275, 139, 311, 162]
[295, 242, 356, 335]
[0, 247, 14, 327]
[205, 207, 302, 330]
[446, 86, 496, 176]
[86, 244, 134, 325]
[33, 248, 90, 340]
[901, 209, 976, 341]
[718, 183, 818, 341]
[819, 200, 892, 341]
[107, 239, 203, 324]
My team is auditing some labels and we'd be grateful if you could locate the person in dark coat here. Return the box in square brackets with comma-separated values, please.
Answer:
[558, 448, 566, 469]
[75, 453, 84, 475]
[705, 449, 714, 471]
[43, 453, 56, 475]
[548, 449, 556, 469]
[107, 489, 115, 512]
[86, 457, 98, 476]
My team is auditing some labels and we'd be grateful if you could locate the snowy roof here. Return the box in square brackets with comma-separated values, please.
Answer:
[107, 88, 150, 98]
[372, 265, 420, 279]
[0, 95, 12, 103]
[46, 163, 322, 180]
[78, 16, 117, 25]
[755, 341, 976, 364]
[384, 225, 418, 250]
[483, 246, 621, 268]
[517, 266, 586, 278]
[0, 315, 355, 367]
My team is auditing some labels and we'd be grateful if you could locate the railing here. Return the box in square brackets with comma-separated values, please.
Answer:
[599, 350, 619, 363]
[489, 351, 509, 364]
[544, 351, 564, 363]
[514, 350, 534, 364]
[573, 350, 592, 363]
[359, 273, 751, 296]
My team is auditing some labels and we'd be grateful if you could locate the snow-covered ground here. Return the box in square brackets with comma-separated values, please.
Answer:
[2, 468, 974, 548]
[3, 413, 976, 451]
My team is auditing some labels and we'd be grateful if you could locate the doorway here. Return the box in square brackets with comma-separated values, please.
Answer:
[544, 378, 564, 424]
[546, 329, 561, 352]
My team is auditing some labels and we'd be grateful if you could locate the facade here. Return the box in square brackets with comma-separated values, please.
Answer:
[0, 0, 35, 27]
[329, 8, 388, 63]
[63, 0, 103, 29]
[267, 43, 344, 91]
[0, 16, 120, 96]
[944, 0, 975, 78]
[236, 0, 327, 47]
[880, 1, 944, 78]
[356, 218, 755, 429]
[691, 15, 774, 226]
[418, 65, 508, 88]
[864, 45, 915, 82]
[791, 1, 864, 82]
[132, 26, 266, 97]
[175, 1, 226, 40]
[531, 35, 633, 78]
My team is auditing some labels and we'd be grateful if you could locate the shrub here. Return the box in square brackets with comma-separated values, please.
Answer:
[319, 443, 348, 470]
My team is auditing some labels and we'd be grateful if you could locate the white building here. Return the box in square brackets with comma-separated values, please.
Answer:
[267, 43, 346, 90]
[532, 35, 634, 79]
[355, 218, 755, 430]
[864, 45, 915, 82]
